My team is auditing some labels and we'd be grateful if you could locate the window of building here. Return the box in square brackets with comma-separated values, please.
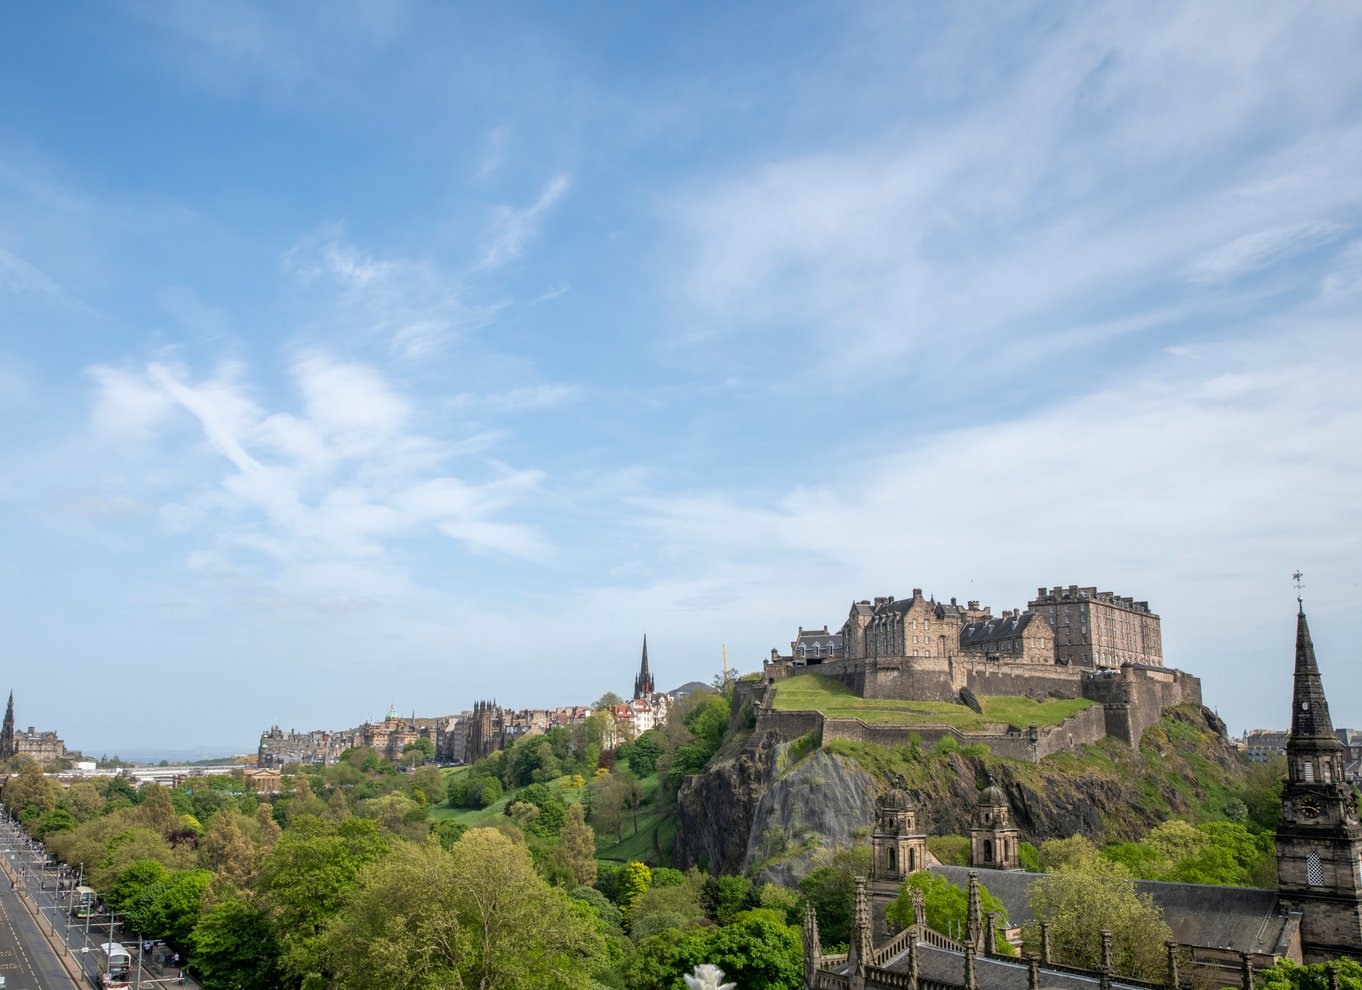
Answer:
[1308, 852, 1324, 886]
[1304, 761, 1315, 783]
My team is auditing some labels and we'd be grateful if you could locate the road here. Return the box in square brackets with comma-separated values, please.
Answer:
[0, 836, 78, 990]
[0, 817, 189, 990]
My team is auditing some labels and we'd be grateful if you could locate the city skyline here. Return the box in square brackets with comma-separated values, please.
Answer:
[1, 3, 1360, 753]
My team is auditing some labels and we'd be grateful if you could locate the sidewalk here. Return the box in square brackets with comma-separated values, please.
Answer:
[0, 816, 204, 990]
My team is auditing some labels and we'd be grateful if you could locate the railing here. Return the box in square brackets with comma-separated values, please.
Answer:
[813, 973, 851, 990]
[917, 926, 966, 951]
[872, 925, 919, 966]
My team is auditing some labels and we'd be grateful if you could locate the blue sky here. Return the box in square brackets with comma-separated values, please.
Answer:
[2, 2, 1360, 756]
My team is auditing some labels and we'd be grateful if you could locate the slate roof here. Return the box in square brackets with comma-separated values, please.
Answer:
[904, 943, 1153, 990]
[833, 941, 1155, 990]
[959, 612, 1040, 648]
[931, 866, 1299, 955]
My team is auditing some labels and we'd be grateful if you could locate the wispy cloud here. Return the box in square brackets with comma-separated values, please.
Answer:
[1186, 222, 1344, 283]
[0, 246, 61, 296]
[662, 4, 1362, 384]
[84, 353, 552, 609]
[476, 174, 572, 271]
[282, 227, 501, 360]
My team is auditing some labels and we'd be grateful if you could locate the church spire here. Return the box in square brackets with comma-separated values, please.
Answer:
[634, 635, 654, 699]
[0, 691, 14, 761]
[1289, 606, 1338, 746]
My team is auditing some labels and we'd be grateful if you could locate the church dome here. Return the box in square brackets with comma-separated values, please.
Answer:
[977, 780, 1008, 808]
[879, 787, 916, 812]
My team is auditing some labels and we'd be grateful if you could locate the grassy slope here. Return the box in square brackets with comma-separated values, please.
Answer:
[772, 672, 1094, 729]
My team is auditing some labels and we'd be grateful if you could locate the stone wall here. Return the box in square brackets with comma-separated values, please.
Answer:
[757, 651, 1202, 760]
[751, 700, 1110, 763]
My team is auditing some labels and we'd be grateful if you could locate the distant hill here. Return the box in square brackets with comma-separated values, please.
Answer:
[669, 681, 714, 698]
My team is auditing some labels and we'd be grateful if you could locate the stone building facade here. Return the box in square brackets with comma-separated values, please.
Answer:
[958, 610, 1056, 664]
[1026, 585, 1162, 668]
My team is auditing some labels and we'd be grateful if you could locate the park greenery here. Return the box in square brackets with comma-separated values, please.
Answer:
[0, 679, 1333, 988]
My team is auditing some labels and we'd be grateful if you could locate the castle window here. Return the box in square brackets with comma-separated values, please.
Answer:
[1308, 852, 1324, 886]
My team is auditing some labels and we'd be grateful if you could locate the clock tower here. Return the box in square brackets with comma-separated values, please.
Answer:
[1275, 602, 1362, 962]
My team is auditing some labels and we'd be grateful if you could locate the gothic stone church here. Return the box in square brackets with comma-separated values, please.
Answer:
[806, 605, 1362, 990]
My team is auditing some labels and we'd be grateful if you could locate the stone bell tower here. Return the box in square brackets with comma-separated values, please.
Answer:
[1275, 599, 1362, 962]
[970, 777, 1021, 871]
[871, 784, 927, 882]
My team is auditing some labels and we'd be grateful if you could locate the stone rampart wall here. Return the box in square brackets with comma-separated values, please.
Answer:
[758, 654, 1203, 755]
[752, 700, 1110, 763]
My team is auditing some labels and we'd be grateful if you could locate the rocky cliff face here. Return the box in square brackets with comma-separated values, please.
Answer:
[674, 705, 1239, 882]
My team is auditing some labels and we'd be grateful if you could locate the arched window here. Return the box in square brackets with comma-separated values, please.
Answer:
[909, 847, 916, 872]
[983, 839, 994, 863]
[888, 846, 898, 874]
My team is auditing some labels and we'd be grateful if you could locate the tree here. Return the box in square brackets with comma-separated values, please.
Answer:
[556, 803, 598, 888]
[628, 911, 802, 990]
[137, 783, 179, 836]
[191, 897, 285, 990]
[410, 763, 445, 805]
[257, 816, 389, 983]
[885, 871, 1010, 951]
[589, 771, 626, 842]
[594, 692, 625, 710]
[108, 859, 170, 912]
[322, 829, 605, 990]
[124, 869, 211, 949]
[622, 861, 653, 911]
[1023, 863, 1172, 980]
[671, 696, 730, 781]
[198, 812, 257, 893]
[797, 847, 871, 949]
[401, 737, 435, 766]
[4, 761, 56, 816]
[1260, 957, 1362, 990]
[624, 732, 663, 777]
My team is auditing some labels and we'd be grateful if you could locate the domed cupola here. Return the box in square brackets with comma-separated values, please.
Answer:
[871, 777, 927, 883]
[970, 775, 1021, 871]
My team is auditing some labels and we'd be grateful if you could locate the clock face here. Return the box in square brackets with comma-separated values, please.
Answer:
[1300, 797, 1323, 818]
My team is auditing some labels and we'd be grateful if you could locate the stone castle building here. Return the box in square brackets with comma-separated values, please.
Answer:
[805, 601, 1362, 990]
[761, 582, 1196, 760]
[1027, 585, 1162, 668]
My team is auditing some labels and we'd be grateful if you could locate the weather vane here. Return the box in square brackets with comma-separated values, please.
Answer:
[1293, 570, 1304, 608]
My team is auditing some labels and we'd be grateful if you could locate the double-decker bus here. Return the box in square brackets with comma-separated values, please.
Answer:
[97, 942, 131, 989]
[72, 885, 97, 918]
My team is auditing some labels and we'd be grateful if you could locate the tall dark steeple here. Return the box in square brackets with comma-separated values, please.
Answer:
[1288, 604, 1338, 749]
[0, 692, 14, 761]
[633, 636, 655, 699]
[1276, 586, 1362, 962]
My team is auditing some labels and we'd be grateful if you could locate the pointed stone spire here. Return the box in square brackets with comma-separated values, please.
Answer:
[1289, 608, 1339, 745]
[848, 876, 873, 976]
[634, 635, 655, 699]
[966, 871, 985, 952]
[0, 691, 13, 761]
[803, 902, 821, 989]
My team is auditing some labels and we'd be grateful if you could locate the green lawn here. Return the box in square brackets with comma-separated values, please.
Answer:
[771, 673, 1093, 730]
